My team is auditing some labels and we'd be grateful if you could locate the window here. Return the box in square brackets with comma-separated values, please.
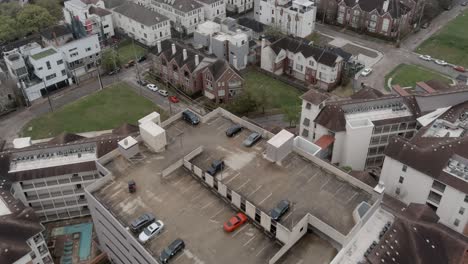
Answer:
[141, 24, 144, 29]
[144, 33, 147, 38]
[427, 191, 442, 204]
[302, 129, 309, 137]
[395, 187, 401, 195]
[61, 70, 66, 76]
[85, 47, 91, 52]
[305, 103, 311, 109]
[46, 61, 51, 70]
[295, 64, 303, 71]
[465, 195, 468, 203]
[454, 219, 460, 226]
[402, 165, 407, 172]
[398, 176, 404, 184]
[459, 207, 465, 215]
[303, 118, 310, 127]
[104, 25, 109, 28]
[45, 73, 56, 80]
[382, 18, 390, 32]
[57, 59, 63, 65]
[309, 60, 314, 67]
[38, 67, 43, 71]
[432, 180, 446, 193]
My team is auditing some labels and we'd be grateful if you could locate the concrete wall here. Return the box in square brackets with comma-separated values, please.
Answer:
[269, 214, 309, 264]
[342, 119, 374, 170]
[161, 159, 184, 177]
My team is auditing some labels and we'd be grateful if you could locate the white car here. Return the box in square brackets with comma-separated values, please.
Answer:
[419, 55, 432, 61]
[138, 220, 164, 244]
[434, 59, 448, 66]
[147, 84, 158, 92]
[361, 68, 373, 77]
[158, 89, 169, 97]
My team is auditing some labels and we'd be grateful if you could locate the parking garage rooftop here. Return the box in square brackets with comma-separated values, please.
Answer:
[92, 111, 377, 263]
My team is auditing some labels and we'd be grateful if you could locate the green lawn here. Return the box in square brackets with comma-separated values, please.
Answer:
[417, 9, 468, 67]
[22, 83, 166, 139]
[385, 64, 452, 88]
[244, 71, 302, 110]
[116, 39, 147, 64]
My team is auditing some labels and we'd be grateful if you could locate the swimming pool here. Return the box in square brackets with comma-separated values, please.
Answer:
[53, 223, 93, 261]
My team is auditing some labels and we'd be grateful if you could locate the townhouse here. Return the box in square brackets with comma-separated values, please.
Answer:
[113, 2, 171, 47]
[336, 0, 416, 39]
[256, 0, 316, 38]
[226, 0, 254, 14]
[261, 36, 344, 90]
[151, 40, 244, 103]
[196, 0, 227, 20]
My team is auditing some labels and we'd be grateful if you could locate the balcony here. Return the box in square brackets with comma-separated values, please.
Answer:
[22, 174, 100, 190]
[26, 188, 86, 202]
[427, 191, 442, 205]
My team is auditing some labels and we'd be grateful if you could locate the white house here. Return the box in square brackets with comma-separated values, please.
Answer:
[196, 0, 226, 20]
[261, 37, 344, 90]
[113, 2, 171, 46]
[257, 0, 316, 38]
[137, 0, 205, 34]
[226, 0, 254, 14]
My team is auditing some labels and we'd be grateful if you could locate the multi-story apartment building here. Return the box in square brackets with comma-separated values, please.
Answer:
[336, 0, 416, 39]
[261, 36, 344, 90]
[0, 181, 53, 264]
[194, 20, 250, 70]
[226, 0, 254, 14]
[380, 99, 468, 234]
[63, 0, 115, 44]
[113, 2, 171, 47]
[0, 125, 138, 223]
[257, 0, 316, 38]
[137, 0, 205, 35]
[196, 0, 226, 20]
[152, 40, 244, 103]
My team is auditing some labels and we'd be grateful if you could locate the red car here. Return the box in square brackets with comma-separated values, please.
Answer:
[453, 66, 465, 72]
[169, 96, 179, 103]
[223, 213, 248, 232]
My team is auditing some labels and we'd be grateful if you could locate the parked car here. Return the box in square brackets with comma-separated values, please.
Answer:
[128, 180, 136, 193]
[206, 160, 225, 176]
[130, 213, 155, 233]
[419, 55, 432, 61]
[225, 124, 243, 137]
[138, 220, 164, 244]
[169, 96, 179, 103]
[158, 89, 169, 97]
[270, 200, 290, 221]
[159, 239, 185, 263]
[182, 110, 200, 125]
[137, 55, 147, 63]
[434, 59, 448, 66]
[108, 67, 120, 75]
[223, 213, 248, 232]
[454, 66, 466, 72]
[243, 132, 261, 147]
[124, 60, 135, 68]
[137, 79, 148, 86]
[360, 68, 373, 77]
[147, 84, 158, 91]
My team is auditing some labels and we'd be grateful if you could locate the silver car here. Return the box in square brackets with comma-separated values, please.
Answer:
[243, 132, 261, 147]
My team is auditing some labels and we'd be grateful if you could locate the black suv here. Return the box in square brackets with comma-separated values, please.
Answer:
[160, 239, 185, 263]
[225, 124, 243, 137]
[182, 110, 200, 125]
[206, 160, 225, 176]
[270, 200, 290, 221]
[130, 213, 155, 233]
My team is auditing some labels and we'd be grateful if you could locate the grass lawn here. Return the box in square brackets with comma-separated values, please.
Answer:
[244, 71, 302, 111]
[385, 64, 452, 89]
[22, 83, 166, 139]
[332, 82, 354, 98]
[417, 9, 468, 67]
[116, 39, 147, 64]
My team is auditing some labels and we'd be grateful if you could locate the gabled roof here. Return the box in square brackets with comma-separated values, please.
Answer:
[237, 17, 265, 33]
[103, 0, 126, 8]
[114, 2, 169, 26]
[47, 133, 85, 145]
[341, 0, 411, 18]
[350, 87, 384, 100]
[154, 0, 202, 12]
[269, 37, 340, 67]
[153, 40, 206, 73]
[41, 25, 73, 40]
[89, 6, 112, 17]
[301, 89, 330, 105]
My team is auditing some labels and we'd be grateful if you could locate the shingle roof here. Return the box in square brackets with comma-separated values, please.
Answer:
[103, 0, 126, 8]
[237, 17, 265, 33]
[41, 25, 73, 40]
[114, 2, 169, 26]
[89, 6, 112, 17]
[269, 37, 340, 67]
[153, 40, 206, 73]
[301, 89, 330, 105]
[342, 0, 411, 18]
[155, 0, 203, 12]
[350, 87, 384, 100]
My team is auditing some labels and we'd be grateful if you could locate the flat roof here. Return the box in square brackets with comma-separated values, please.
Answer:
[30, 48, 57, 60]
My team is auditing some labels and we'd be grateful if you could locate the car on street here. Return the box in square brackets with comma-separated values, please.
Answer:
[360, 68, 373, 77]
[137, 79, 148, 86]
[159, 239, 185, 263]
[130, 213, 155, 233]
[419, 55, 432, 61]
[137, 55, 147, 63]
[223, 213, 248, 232]
[243, 132, 261, 147]
[434, 59, 448, 66]
[169, 96, 179, 103]
[206, 160, 225, 176]
[225, 124, 243, 137]
[270, 200, 290, 221]
[182, 110, 200, 125]
[454, 66, 466, 72]
[158, 89, 169, 97]
[138, 220, 164, 244]
[147, 84, 158, 91]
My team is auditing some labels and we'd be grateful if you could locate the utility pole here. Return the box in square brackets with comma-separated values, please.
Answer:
[97, 66, 103, 90]
[417, 0, 426, 28]
[42, 78, 53, 112]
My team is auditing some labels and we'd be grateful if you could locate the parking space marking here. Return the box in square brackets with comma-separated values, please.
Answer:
[225, 172, 240, 184]
[190, 192, 205, 201]
[201, 200, 216, 210]
[216, 122, 230, 131]
[347, 192, 358, 204]
[232, 224, 248, 238]
[203, 155, 213, 162]
[258, 193, 272, 205]
[307, 171, 320, 183]
[320, 177, 331, 190]
[173, 250, 186, 262]
[247, 185, 263, 197]
[181, 183, 197, 193]
[236, 179, 251, 191]
[282, 207, 295, 221]
[243, 235, 257, 247]
[255, 243, 270, 257]
[174, 177, 186, 186]
[334, 182, 345, 195]
[210, 207, 225, 219]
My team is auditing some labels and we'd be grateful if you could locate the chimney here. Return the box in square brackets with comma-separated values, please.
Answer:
[171, 43, 176, 55]
[183, 49, 187, 61]
[157, 41, 162, 53]
[195, 54, 200, 66]
[232, 55, 238, 70]
[382, 0, 389, 12]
